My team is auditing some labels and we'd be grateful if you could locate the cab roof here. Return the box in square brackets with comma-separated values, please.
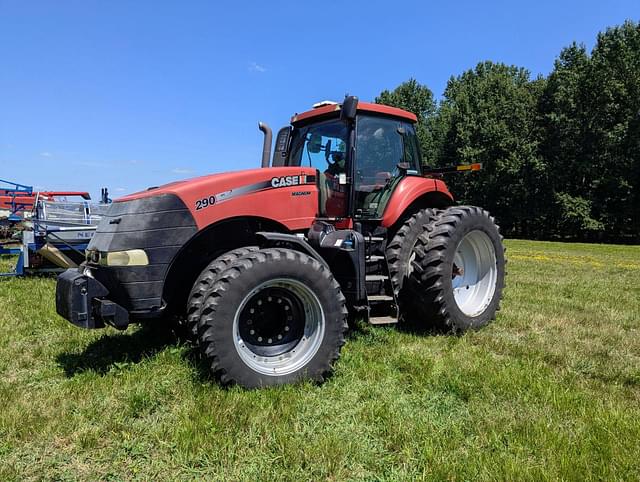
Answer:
[291, 101, 418, 125]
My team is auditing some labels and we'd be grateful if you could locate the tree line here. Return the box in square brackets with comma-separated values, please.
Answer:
[376, 20, 639, 243]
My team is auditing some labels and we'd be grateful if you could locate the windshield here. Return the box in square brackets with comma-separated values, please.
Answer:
[288, 119, 348, 172]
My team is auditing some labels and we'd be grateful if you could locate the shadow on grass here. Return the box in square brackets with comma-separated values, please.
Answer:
[395, 320, 453, 336]
[348, 309, 450, 334]
[56, 323, 185, 377]
[56, 313, 451, 380]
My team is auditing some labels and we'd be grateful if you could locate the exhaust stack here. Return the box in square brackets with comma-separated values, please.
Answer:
[258, 122, 272, 168]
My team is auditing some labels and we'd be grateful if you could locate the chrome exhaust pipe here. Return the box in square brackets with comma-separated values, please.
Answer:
[258, 122, 272, 168]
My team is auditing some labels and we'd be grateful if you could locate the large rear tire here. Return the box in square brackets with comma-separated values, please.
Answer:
[386, 208, 439, 325]
[193, 248, 348, 388]
[410, 206, 505, 332]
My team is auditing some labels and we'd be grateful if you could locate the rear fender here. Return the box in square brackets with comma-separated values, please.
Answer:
[381, 176, 454, 227]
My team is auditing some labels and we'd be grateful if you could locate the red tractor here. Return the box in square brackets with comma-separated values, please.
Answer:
[56, 96, 505, 388]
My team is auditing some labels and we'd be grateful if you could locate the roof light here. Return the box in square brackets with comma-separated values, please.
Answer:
[312, 100, 338, 109]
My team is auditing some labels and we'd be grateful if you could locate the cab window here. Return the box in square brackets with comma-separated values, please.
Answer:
[354, 115, 419, 218]
[401, 122, 421, 169]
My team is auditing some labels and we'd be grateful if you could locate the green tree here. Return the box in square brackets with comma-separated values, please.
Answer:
[377, 20, 640, 242]
[583, 21, 640, 240]
[542, 20, 640, 240]
[375, 79, 438, 165]
[433, 62, 547, 237]
[539, 42, 602, 237]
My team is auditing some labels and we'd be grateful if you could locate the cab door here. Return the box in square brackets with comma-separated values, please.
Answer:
[353, 116, 421, 218]
[287, 119, 349, 218]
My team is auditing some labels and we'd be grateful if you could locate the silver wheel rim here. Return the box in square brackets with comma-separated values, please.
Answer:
[451, 230, 498, 317]
[407, 250, 416, 276]
[233, 278, 325, 376]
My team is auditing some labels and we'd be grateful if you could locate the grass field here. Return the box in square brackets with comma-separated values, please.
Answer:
[0, 239, 639, 481]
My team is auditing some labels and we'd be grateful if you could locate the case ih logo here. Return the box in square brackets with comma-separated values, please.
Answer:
[270, 174, 308, 188]
[195, 174, 316, 211]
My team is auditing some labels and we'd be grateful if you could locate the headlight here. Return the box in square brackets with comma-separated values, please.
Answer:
[98, 249, 149, 267]
[86, 249, 100, 264]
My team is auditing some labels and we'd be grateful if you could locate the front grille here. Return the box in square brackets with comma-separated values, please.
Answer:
[87, 194, 197, 313]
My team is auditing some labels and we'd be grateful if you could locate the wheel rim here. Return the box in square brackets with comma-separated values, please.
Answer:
[233, 278, 325, 376]
[451, 230, 498, 317]
[407, 250, 416, 276]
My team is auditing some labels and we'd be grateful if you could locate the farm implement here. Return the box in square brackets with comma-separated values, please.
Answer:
[1, 182, 111, 276]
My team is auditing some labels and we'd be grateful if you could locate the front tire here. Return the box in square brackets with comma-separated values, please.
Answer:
[410, 206, 506, 332]
[185, 246, 258, 343]
[193, 248, 348, 388]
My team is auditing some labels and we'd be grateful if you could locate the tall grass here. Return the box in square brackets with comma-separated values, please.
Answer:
[0, 240, 639, 480]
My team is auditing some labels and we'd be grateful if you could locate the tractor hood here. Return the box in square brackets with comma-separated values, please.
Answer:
[117, 166, 320, 231]
[118, 167, 312, 202]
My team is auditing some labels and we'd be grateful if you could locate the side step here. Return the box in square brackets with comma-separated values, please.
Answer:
[369, 316, 398, 325]
[366, 274, 388, 282]
[365, 274, 398, 324]
[368, 294, 394, 302]
[366, 255, 385, 262]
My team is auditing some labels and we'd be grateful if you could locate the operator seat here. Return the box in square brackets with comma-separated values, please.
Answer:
[361, 172, 393, 217]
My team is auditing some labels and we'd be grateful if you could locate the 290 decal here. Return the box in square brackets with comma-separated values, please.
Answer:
[195, 195, 216, 210]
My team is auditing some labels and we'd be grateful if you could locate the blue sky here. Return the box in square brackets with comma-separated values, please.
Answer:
[1, 0, 638, 200]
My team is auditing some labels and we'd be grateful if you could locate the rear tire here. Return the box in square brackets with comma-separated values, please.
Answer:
[386, 208, 439, 325]
[410, 206, 505, 332]
[193, 248, 348, 388]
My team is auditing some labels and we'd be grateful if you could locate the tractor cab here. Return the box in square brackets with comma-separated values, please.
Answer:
[270, 97, 423, 221]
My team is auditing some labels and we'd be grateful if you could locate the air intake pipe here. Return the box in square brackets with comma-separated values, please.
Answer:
[258, 122, 272, 168]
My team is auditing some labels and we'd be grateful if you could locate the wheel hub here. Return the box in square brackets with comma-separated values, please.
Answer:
[238, 287, 305, 357]
[451, 230, 498, 317]
[233, 278, 325, 376]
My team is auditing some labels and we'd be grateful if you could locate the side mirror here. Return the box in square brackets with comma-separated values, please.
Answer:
[324, 139, 332, 161]
[308, 134, 322, 154]
[340, 95, 358, 121]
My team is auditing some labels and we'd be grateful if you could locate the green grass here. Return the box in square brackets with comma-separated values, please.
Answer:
[1, 240, 639, 481]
